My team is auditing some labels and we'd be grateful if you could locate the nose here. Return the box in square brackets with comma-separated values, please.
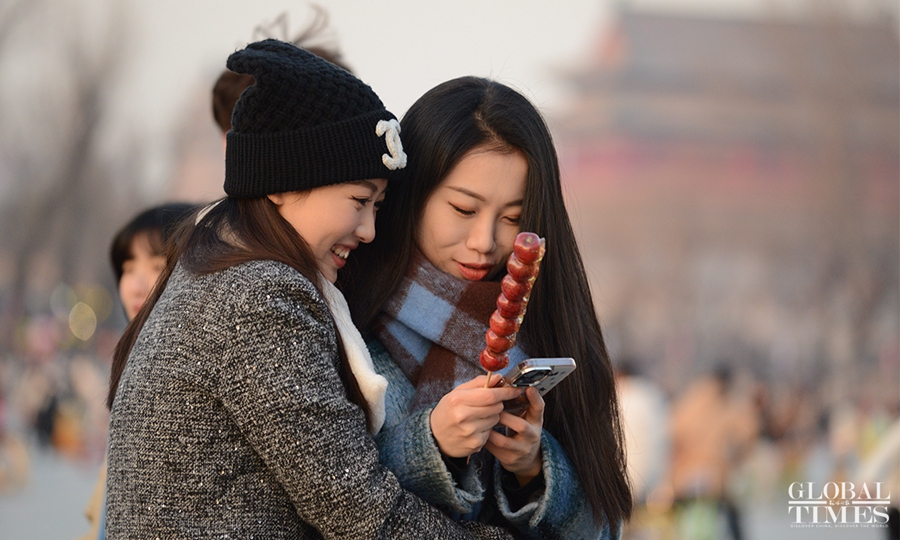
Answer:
[465, 216, 497, 254]
[356, 206, 377, 244]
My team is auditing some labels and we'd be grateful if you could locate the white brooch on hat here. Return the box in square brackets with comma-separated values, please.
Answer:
[376, 119, 407, 170]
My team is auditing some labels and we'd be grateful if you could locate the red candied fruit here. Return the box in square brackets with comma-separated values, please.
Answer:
[490, 310, 519, 337]
[485, 329, 516, 354]
[506, 254, 539, 281]
[496, 295, 525, 319]
[500, 274, 530, 302]
[513, 232, 543, 265]
[479, 349, 510, 372]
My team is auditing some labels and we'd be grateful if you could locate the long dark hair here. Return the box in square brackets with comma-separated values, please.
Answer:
[107, 197, 373, 430]
[340, 77, 632, 529]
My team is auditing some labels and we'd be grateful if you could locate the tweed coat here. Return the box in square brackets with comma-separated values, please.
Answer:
[105, 260, 514, 539]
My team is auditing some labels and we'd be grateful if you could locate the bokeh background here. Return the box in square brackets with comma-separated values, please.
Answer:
[0, 1, 896, 539]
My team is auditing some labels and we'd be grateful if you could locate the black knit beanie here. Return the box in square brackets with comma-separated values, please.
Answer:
[224, 39, 406, 198]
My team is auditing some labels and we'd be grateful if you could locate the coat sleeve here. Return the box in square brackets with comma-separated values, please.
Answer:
[215, 272, 515, 540]
[375, 405, 486, 515]
[491, 430, 615, 540]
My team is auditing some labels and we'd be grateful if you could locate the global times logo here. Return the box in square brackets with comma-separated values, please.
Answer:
[788, 482, 891, 528]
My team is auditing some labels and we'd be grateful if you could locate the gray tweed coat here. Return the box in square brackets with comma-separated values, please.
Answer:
[106, 260, 514, 539]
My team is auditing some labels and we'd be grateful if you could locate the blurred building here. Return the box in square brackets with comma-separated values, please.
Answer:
[554, 8, 899, 403]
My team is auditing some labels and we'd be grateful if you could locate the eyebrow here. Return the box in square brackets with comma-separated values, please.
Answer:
[446, 186, 523, 208]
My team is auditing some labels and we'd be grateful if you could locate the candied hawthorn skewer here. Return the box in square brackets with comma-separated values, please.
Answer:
[481, 232, 545, 387]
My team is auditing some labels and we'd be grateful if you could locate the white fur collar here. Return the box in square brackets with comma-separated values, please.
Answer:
[319, 277, 387, 434]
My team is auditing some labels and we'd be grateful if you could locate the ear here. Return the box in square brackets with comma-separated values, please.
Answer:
[267, 193, 285, 206]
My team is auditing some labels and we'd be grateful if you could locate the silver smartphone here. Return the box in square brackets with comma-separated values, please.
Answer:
[502, 357, 576, 415]
[503, 357, 576, 394]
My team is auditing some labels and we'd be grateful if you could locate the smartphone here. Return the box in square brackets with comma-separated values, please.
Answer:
[502, 357, 576, 415]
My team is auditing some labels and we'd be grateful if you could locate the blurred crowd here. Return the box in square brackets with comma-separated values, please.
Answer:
[617, 362, 899, 539]
[0, 327, 113, 489]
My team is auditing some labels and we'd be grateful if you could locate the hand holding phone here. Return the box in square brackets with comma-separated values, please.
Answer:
[502, 357, 576, 415]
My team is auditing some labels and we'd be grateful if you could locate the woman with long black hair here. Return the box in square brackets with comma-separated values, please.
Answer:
[341, 76, 633, 539]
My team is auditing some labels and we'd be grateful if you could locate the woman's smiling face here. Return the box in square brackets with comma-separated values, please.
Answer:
[416, 147, 527, 281]
[269, 179, 388, 283]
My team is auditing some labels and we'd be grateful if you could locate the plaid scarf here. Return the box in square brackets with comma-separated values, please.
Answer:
[374, 251, 526, 411]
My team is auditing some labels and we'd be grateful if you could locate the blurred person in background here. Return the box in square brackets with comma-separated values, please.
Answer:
[77, 202, 194, 540]
[12, 317, 65, 452]
[109, 204, 197, 321]
[615, 359, 670, 505]
[0, 369, 29, 493]
[340, 76, 633, 538]
[668, 365, 759, 540]
[857, 416, 900, 540]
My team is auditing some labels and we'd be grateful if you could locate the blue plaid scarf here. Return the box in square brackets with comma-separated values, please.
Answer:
[373, 251, 527, 411]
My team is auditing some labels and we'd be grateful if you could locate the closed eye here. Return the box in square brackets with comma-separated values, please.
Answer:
[450, 204, 475, 217]
[352, 197, 370, 207]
